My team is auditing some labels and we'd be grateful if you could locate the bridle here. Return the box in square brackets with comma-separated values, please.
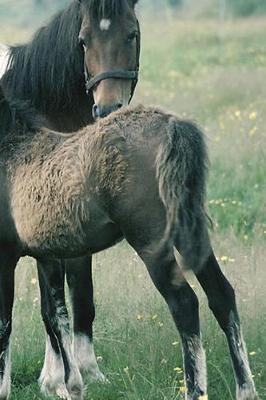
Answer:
[83, 22, 140, 103]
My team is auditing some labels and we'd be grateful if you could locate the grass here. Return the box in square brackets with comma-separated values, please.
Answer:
[0, 13, 266, 400]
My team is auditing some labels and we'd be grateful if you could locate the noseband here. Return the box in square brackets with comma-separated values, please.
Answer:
[83, 24, 140, 103]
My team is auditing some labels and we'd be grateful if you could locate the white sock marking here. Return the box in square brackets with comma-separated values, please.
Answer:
[39, 335, 67, 397]
[187, 336, 207, 394]
[40, 327, 83, 398]
[73, 334, 107, 382]
[229, 312, 258, 399]
[99, 19, 111, 31]
[0, 348, 11, 400]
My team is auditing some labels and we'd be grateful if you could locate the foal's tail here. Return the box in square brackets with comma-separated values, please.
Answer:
[156, 117, 210, 271]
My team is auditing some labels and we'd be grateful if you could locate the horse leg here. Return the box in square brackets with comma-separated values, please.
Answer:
[196, 251, 259, 400]
[65, 256, 106, 382]
[136, 246, 207, 400]
[37, 259, 83, 400]
[0, 249, 18, 400]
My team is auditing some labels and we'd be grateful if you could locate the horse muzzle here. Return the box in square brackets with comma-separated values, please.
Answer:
[92, 102, 123, 120]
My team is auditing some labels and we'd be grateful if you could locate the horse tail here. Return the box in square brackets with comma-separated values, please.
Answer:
[155, 117, 210, 271]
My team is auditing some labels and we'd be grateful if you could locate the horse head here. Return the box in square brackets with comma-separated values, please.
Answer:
[78, 0, 140, 120]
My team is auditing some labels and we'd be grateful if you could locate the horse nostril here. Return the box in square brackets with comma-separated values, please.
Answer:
[92, 104, 99, 120]
[117, 102, 123, 109]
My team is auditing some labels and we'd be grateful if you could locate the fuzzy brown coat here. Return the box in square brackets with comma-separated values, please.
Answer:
[1, 105, 209, 268]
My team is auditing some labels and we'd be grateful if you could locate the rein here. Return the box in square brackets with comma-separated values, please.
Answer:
[83, 24, 140, 103]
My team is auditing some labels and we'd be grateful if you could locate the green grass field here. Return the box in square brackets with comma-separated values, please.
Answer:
[1, 15, 266, 400]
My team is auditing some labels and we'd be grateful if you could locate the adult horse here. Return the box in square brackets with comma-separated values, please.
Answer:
[0, 0, 140, 394]
[0, 88, 259, 400]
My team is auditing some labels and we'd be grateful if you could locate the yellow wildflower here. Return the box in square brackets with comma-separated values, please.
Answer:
[249, 111, 257, 120]
[179, 386, 188, 393]
[220, 256, 229, 262]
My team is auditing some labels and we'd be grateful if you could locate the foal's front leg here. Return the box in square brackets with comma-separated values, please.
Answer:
[37, 259, 83, 400]
[0, 250, 18, 400]
[197, 251, 259, 400]
[65, 255, 106, 382]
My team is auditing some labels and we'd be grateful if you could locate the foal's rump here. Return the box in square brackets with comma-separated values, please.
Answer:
[108, 107, 211, 271]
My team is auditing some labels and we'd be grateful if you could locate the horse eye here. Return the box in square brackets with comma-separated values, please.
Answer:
[127, 32, 137, 43]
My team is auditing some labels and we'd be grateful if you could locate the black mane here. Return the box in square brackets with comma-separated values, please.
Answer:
[1, 1, 86, 126]
[0, 87, 43, 142]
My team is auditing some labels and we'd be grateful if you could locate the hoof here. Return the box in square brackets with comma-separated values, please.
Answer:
[39, 372, 83, 400]
[87, 369, 109, 384]
[56, 385, 72, 400]
[237, 384, 260, 400]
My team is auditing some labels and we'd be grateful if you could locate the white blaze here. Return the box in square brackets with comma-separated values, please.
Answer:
[99, 19, 111, 31]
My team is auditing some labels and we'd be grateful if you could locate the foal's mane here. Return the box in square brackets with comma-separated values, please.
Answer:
[1, 1, 83, 116]
[0, 87, 43, 142]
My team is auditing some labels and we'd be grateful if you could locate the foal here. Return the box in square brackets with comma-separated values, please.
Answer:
[0, 92, 258, 400]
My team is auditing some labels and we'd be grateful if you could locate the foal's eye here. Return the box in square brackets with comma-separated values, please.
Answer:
[126, 31, 137, 43]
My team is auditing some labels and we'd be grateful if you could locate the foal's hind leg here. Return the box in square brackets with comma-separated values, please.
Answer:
[196, 251, 259, 400]
[132, 245, 207, 400]
[65, 256, 106, 382]
[0, 249, 18, 400]
[37, 259, 83, 400]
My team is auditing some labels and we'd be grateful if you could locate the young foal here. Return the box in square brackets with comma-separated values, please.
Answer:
[0, 92, 258, 400]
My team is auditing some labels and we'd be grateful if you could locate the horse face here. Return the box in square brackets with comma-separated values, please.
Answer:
[79, 0, 140, 120]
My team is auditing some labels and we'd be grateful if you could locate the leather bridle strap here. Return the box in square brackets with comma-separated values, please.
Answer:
[85, 69, 139, 95]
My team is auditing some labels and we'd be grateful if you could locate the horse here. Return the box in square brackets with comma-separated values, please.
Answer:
[0, 0, 141, 389]
[0, 88, 259, 400]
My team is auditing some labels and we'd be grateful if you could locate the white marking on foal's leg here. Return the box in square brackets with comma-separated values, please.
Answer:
[0, 44, 10, 79]
[99, 19, 111, 31]
[228, 313, 258, 400]
[181, 335, 207, 399]
[74, 334, 107, 382]
[237, 383, 259, 400]
[0, 348, 11, 400]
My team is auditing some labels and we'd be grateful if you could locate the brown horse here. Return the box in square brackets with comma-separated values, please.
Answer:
[0, 90, 259, 400]
[1, 0, 141, 389]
